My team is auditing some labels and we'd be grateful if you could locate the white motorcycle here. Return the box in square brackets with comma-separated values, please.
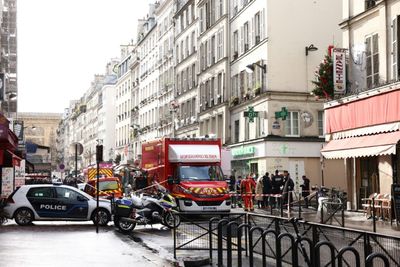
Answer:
[114, 185, 180, 234]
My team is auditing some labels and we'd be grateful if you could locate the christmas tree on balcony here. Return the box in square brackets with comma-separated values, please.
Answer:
[312, 47, 334, 100]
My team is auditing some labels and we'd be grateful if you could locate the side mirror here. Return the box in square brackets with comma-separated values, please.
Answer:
[167, 175, 174, 185]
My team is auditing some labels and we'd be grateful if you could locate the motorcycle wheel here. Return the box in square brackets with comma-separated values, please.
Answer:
[114, 218, 136, 234]
[162, 211, 181, 229]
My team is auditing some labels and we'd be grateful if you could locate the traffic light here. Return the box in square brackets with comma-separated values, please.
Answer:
[96, 145, 103, 162]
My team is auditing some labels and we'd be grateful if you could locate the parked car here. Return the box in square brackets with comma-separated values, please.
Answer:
[3, 184, 112, 226]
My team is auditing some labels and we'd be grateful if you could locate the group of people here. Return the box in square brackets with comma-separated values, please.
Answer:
[230, 170, 310, 211]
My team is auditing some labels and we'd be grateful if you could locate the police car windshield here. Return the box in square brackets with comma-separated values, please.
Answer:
[177, 166, 224, 181]
[99, 181, 119, 191]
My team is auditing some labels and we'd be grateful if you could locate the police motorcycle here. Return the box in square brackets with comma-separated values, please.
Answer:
[113, 184, 180, 234]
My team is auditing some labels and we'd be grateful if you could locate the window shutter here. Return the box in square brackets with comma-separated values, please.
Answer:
[261, 8, 265, 40]
[250, 18, 254, 48]
[397, 15, 400, 79]
[240, 26, 244, 54]
[221, 29, 224, 59]
[393, 17, 397, 81]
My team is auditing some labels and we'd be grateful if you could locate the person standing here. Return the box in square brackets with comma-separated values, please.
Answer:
[240, 173, 257, 211]
[262, 172, 272, 208]
[300, 175, 310, 208]
[271, 170, 283, 208]
[282, 171, 294, 207]
[255, 175, 264, 208]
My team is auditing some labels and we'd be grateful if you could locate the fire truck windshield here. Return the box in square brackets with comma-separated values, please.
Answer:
[177, 166, 224, 181]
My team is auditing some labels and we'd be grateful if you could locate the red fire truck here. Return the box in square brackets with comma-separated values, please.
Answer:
[141, 137, 231, 212]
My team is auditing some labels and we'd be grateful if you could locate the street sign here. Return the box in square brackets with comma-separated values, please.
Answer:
[244, 106, 258, 123]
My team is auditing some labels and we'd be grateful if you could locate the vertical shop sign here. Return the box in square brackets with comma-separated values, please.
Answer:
[333, 48, 347, 96]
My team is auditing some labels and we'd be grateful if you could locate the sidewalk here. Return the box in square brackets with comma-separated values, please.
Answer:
[238, 206, 400, 236]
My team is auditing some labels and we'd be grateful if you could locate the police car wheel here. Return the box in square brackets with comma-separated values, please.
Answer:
[14, 208, 34, 226]
[92, 208, 110, 226]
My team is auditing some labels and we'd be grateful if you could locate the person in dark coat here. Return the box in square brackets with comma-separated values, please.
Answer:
[282, 171, 294, 207]
[300, 175, 310, 208]
[262, 172, 272, 208]
[271, 170, 284, 208]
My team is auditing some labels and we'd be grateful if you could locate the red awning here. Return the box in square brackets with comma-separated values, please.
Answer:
[321, 131, 400, 159]
[7, 149, 22, 167]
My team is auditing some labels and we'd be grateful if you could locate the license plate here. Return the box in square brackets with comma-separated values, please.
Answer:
[203, 206, 217, 211]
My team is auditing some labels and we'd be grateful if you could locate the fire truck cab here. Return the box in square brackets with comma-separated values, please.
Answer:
[141, 137, 231, 212]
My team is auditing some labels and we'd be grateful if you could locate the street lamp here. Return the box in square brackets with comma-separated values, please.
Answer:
[305, 44, 318, 56]
[5, 91, 17, 118]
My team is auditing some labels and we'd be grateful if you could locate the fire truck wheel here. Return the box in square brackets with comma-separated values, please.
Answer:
[163, 211, 181, 229]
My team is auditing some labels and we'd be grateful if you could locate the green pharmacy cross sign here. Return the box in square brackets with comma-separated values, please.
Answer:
[244, 106, 259, 123]
[275, 107, 289, 120]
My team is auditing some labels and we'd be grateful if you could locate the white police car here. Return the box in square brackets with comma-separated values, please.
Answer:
[3, 184, 112, 226]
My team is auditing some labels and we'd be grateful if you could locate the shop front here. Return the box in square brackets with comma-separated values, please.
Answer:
[322, 87, 400, 210]
[0, 114, 21, 198]
[230, 137, 324, 186]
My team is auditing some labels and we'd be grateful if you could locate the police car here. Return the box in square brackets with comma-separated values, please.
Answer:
[3, 184, 112, 226]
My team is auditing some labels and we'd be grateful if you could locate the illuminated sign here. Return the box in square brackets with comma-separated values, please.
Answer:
[232, 146, 255, 158]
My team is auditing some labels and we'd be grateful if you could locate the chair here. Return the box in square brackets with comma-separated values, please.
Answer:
[380, 194, 392, 223]
[361, 193, 377, 217]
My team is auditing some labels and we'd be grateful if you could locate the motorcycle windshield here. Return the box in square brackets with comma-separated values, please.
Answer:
[177, 165, 224, 181]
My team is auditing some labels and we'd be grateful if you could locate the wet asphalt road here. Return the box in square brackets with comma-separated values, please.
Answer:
[0, 221, 176, 267]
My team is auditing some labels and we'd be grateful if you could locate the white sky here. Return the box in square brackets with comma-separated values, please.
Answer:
[18, 0, 150, 113]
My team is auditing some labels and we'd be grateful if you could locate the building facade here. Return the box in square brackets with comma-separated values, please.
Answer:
[0, 0, 17, 119]
[227, 0, 343, 187]
[322, 0, 400, 210]
[197, 0, 230, 143]
[174, 0, 199, 138]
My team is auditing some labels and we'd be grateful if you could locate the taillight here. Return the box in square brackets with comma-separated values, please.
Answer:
[6, 197, 14, 204]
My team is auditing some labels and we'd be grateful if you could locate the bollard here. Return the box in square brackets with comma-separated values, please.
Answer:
[372, 196, 376, 233]
[217, 219, 229, 267]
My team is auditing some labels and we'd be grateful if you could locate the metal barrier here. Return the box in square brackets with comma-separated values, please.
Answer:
[174, 211, 400, 267]
[173, 212, 246, 262]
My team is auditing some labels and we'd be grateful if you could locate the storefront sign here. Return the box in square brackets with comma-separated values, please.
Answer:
[232, 146, 255, 158]
[333, 48, 347, 96]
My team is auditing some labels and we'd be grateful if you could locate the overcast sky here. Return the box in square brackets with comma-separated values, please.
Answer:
[18, 0, 150, 113]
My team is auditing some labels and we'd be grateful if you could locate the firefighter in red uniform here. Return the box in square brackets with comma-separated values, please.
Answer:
[240, 173, 257, 211]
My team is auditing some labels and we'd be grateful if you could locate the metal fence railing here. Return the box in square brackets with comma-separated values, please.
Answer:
[173, 211, 400, 267]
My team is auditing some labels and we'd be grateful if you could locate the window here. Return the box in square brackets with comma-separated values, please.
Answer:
[191, 31, 196, 54]
[27, 187, 54, 198]
[255, 12, 261, 44]
[234, 120, 240, 142]
[244, 22, 249, 52]
[233, 31, 239, 60]
[55, 187, 81, 200]
[366, 34, 379, 88]
[285, 111, 300, 136]
[318, 111, 324, 136]
[217, 30, 224, 60]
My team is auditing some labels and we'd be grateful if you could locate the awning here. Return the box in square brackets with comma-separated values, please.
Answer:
[168, 144, 221, 163]
[321, 131, 400, 159]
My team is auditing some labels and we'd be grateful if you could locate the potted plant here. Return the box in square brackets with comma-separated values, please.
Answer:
[253, 82, 262, 96]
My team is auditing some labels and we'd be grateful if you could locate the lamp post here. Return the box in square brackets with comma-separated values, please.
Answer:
[305, 44, 318, 92]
